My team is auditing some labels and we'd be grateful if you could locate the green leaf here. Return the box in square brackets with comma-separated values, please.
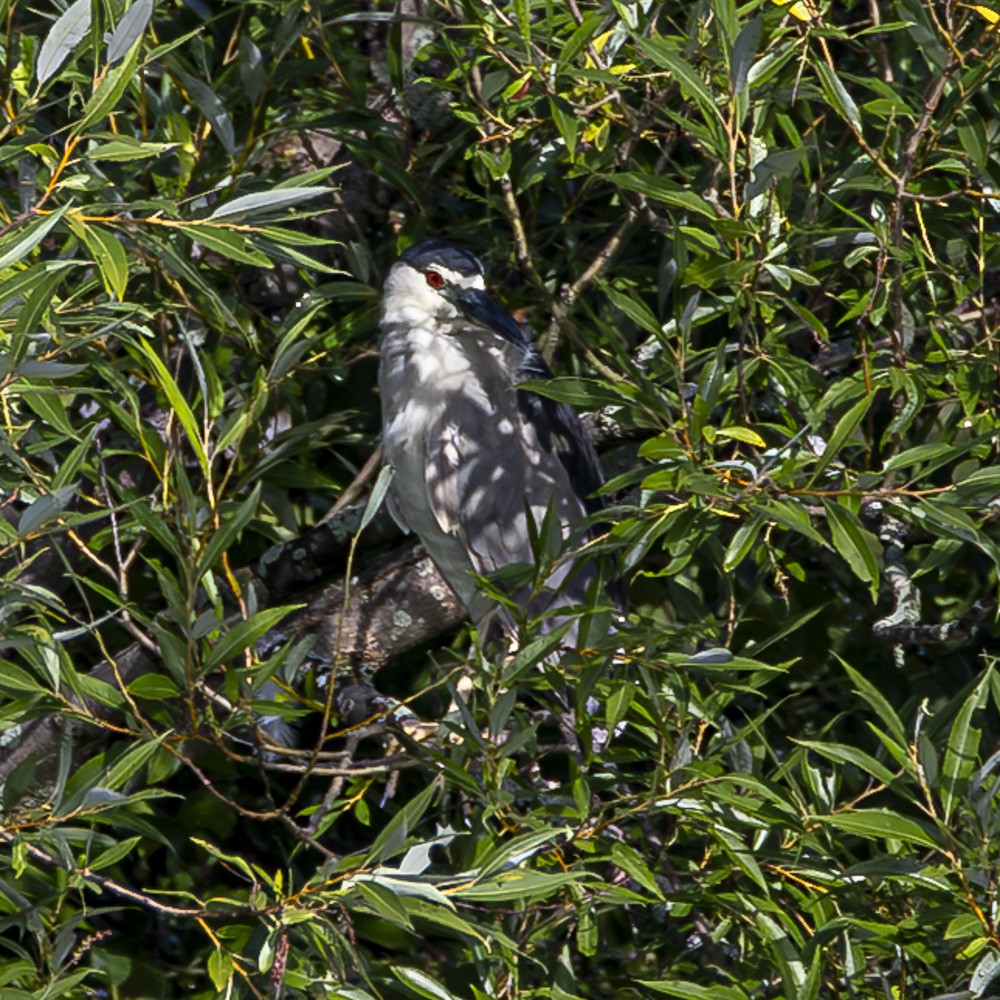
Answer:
[173, 70, 237, 157]
[723, 512, 766, 571]
[207, 949, 232, 992]
[633, 35, 722, 125]
[610, 173, 718, 219]
[450, 869, 592, 902]
[367, 779, 441, 866]
[391, 967, 463, 1000]
[730, 17, 763, 96]
[204, 605, 302, 669]
[824, 501, 879, 600]
[35, 0, 91, 85]
[0, 204, 70, 271]
[794, 740, 898, 787]
[638, 981, 749, 999]
[549, 97, 579, 159]
[130, 335, 210, 477]
[840, 658, 906, 742]
[474, 828, 571, 882]
[18, 486, 76, 538]
[755, 498, 829, 548]
[714, 426, 766, 448]
[940, 674, 988, 822]
[104, 734, 169, 791]
[70, 219, 129, 300]
[88, 836, 143, 872]
[127, 674, 181, 699]
[813, 809, 937, 849]
[195, 482, 262, 579]
[72, 36, 144, 136]
[610, 841, 664, 899]
[816, 61, 862, 131]
[180, 223, 273, 266]
[85, 137, 177, 161]
[808, 391, 875, 485]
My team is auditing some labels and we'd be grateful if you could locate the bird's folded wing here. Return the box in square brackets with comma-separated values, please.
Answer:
[426, 402, 533, 579]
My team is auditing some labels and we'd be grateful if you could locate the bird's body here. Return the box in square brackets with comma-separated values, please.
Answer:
[378, 239, 608, 642]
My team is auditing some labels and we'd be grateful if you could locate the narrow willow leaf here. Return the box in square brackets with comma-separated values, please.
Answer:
[611, 173, 717, 219]
[816, 61, 862, 131]
[549, 97, 579, 158]
[940, 675, 988, 822]
[16, 360, 86, 378]
[808, 392, 874, 485]
[638, 981, 749, 999]
[181, 223, 273, 266]
[35, 0, 91, 85]
[72, 37, 143, 135]
[450, 869, 591, 902]
[209, 186, 331, 221]
[755, 498, 829, 548]
[106, 0, 153, 63]
[86, 137, 177, 161]
[0, 204, 69, 271]
[238, 33, 265, 104]
[882, 441, 955, 472]
[577, 905, 598, 957]
[824, 501, 879, 599]
[715, 426, 766, 448]
[19, 486, 76, 538]
[173, 69, 237, 156]
[391, 966, 463, 1000]
[361, 465, 394, 532]
[611, 841, 664, 898]
[130, 335, 209, 476]
[813, 809, 936, 848]
[195, 482, 263, 578]
[205, 605, 302, 669]
[74, 220, 129, 300]
[88, 836, 142, 872]
[839, 657, 906, 742]
[794, 739, 897, 786]
[605, 285, 661, 334]
[127, 674, 180, 699]
[633, 36, 722, 124]
[730, 17, 762, 95]
[367, 779, 440, 865]
[473, 827, 570, 882]
[756, 912, 806, 993]
[104, 734, 168, 791]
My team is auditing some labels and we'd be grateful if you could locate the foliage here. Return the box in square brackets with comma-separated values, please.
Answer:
[1, 0, 999, 997]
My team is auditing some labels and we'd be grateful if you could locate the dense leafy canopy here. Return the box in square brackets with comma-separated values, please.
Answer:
[1, 0, 999, 997]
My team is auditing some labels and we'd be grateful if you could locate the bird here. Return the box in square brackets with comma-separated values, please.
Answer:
[378, 238, 616, 648]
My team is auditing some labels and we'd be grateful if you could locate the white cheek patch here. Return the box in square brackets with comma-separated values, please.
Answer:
[432, 266, 484, 291]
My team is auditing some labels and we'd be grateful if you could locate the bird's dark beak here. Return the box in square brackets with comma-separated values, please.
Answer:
[451, 288, 529, 348]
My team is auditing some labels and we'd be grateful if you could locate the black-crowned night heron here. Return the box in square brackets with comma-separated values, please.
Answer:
[379, 238, 612, 646]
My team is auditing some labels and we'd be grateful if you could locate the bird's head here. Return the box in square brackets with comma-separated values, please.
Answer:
[381, 239, 529, 348]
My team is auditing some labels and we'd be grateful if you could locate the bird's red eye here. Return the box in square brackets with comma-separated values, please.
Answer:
[425, 270, 444, 288]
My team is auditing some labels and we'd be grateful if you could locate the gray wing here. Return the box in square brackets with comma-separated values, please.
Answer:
[515, 350, 606, 517]
[425, 390, 592, 620]
[425, 393, 531, 577]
